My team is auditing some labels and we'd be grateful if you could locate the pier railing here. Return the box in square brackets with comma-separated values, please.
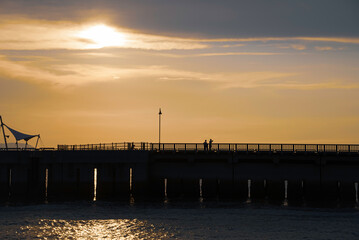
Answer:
[0, 147, 55, 151]
[56, 142, 359, 153]
[150, 143, 359, 153]
[57, 142, 150, 151]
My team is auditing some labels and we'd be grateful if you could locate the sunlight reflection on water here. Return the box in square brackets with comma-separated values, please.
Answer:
[1, 201, 359, 240]
[20, 218, 172, 239]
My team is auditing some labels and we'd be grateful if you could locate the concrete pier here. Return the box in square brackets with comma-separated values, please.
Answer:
[1, 142, 359, 204]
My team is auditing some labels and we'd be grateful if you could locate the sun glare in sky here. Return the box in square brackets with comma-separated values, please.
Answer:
[77, 24, 126, 49]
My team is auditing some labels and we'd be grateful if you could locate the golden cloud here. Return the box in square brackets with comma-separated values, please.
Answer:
[0, 19, 208, 50]
[197, 37, 359, 44]
[315, 46, 334, 51]
[1, 17, 358, 54]
[1, 54, 358, 91]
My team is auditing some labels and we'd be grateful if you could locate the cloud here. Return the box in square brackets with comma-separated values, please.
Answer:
[221, 44, 245, 48]
[0, 55, 146, 86]
[295, 37, 359, 44]
[1, 17, 358, 56]
[275, 81, 359, 90]
[150, 52, 282, 58]
[290, 44, 306, 50]
[0, 55, 212, 86]
[0, 19, 208, 51]
[191, 52, 281, 57]
[218, 72, 298, 89]
[315, 46, 334, 51]
[1, 54, 358, 91]
[277, 44, 306, 50]
[199, 37, 359, 45]
[157, 71, 359, 90]
[1, 0, 358, 38]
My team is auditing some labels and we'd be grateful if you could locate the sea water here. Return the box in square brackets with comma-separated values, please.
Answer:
[0, 200, 358, 239]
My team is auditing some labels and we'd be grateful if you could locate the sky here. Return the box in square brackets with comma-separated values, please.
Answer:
[0, 0, 359, 147]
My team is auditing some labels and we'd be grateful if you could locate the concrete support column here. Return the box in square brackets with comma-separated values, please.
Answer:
[181, 179, 199, 199]
[250, 180, 266, 199]
[148, 178, 164, 199]
[267, 180, 284, 200]
[321, 181, 340, 202]
[339, 182, 356, 203]
[10, 165, 28, 201]
[287, 180, 304, 202]
[56, 163, 93, 201]
[217, 179, 234, 199]
[60, 163, 79, 200]
[202, 179, 218, 198]
[28, 158, 46, 202]
[302, 180, 321, 201]
[97, 164, 117, 200]
[132, 163, 149, 200]
[78, 165, 94, 200]
[232, 179, 248, 199]
[0, 165, 9, 202]
[116, 164, 130, 199]
[47, 163, 62, 200]
[166, 178, 182, 198]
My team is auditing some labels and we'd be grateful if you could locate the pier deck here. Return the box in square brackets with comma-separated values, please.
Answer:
[1, 142, 359, 203]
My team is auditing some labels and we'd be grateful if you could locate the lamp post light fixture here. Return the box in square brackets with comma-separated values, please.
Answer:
[159, 108, 162, 151]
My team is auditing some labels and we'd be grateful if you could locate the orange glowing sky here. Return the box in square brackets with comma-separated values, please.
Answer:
[0, 1, 359, 147]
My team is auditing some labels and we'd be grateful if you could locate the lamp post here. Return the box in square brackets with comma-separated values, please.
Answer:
[158, 108, 162, 151]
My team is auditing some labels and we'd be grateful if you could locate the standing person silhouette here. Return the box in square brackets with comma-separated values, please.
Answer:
[209, 139, 213, 151]
[203, 140, 208, 151]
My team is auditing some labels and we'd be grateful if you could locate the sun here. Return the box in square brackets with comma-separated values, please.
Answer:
[77, 24, 126, 49]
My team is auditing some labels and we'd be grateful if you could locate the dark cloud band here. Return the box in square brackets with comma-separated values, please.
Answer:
[1, 0, 358, 38]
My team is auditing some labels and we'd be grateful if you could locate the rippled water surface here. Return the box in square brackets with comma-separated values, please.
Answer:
[0, 201, 358, 239]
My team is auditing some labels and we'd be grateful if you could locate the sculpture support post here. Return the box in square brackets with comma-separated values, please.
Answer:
[35, 135, 40, 149]
[0, 116, 8, 150]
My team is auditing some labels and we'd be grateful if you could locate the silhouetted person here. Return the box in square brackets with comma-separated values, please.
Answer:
[209, 139, 213, 151]
[203, 140, 208, 151]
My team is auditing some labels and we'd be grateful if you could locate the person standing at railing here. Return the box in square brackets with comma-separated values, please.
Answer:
[203, 140, 208, 151]
[209, 139, 213, 151]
